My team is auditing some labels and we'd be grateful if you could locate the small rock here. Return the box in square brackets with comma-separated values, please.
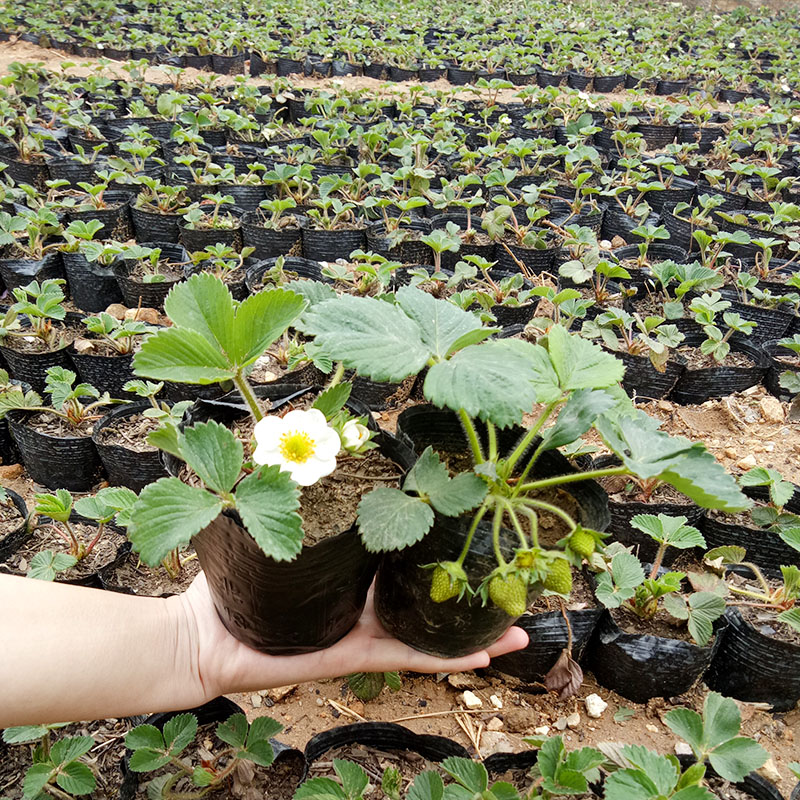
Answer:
[105, 303, 127, 319]
[737, 454, 758, 469]
[724, 447, 738, 459]
[0, 463, 23, 479]
[480, 731, 514, 757]
[566, 712, 581, 729]
[646, 724, 660, 734]
[760, 396, 785, 424]
[462, 691, 483, 709]
[447, 673, 489, 690]
[758, 758, 781, 784]
[534, 726, 550, 736]
[657, 400, 673, 411]
[349, 700, 365, 717]
[555, 716, 568, 731]
[585, 694, 608, 718]
[124, 306, 162, 325]
[486, 717, 504, 731]
[315, 698, 324, 707]
[72, 338, 96, 354]
[504, 708, 535, 733]
[490, 695, 503, 710]
[675, 742, 693, 756]
[250, 693, 262, 708]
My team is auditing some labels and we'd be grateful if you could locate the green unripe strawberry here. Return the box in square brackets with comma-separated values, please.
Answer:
[569, 528, 596, 560]
[543, 558, 573, 595]
[430, 565, 460, 603]
[488, 574, 528, 617]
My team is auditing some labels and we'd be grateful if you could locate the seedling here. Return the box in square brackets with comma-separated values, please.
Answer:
[689, 291, 757, 363]
[82, 313, 153, 355]
[0, 279, 68, 351]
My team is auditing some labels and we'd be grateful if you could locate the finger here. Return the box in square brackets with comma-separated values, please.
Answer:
[486, 626, 529, 658]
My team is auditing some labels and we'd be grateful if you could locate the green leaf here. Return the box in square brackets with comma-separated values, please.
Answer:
[395, 286, 484, 361]
[163, 713, 197, 756]
[424, 340, 538, 427]
[539, 388, 617, 451]
[664, 707, 704, 754]
[179, 421, 243, 494]
[630, 514, 706, 549]
[384, 671, 402, 691]
[348, 671, 388, 702]
[614, 707, 635, 724]
[403, 447, 487, 516]
[234, 465, 303, 561]
[27, 550, 78, 580]
[248, 716, 283, 744]
[147, 425, 184, 460]
[441, 758, 488, 794]
[334, 759, 369, 800]
[671, 786, 716, 800]
[407, 772, 444, 800]
[3, 725, 54, 744]
[546, 324, 625, 391]
[686, 592, 726, 646]
[125, 725, 165, 752]
[192, 767, 215, 786]
[708, 738, 768, 783]
[22, 763, 55, 799]
[294, 777, 347, 800]
[663, 592, 690, 620]
[50, 736, 94, 764]
[705, 546, 746, 565]
[133, 327, 235, 384]
[445, 327, 498, 357]
[300, 295, 430, 382]
[56, 761, 95, 795]
[603, 768, 659, 800]
[129, 478, 222, 565]
[660, 448, 752, 512]
[231, 287, 307, 366]
[621, 745, 678, 796]
[357, 487, 434, 552]
[128, 748, 171, 772]
[703, 692, 742, 749]
[216, 714, 248, 749]
[778, 607, 800, 633]
[313, 383, 352, 420]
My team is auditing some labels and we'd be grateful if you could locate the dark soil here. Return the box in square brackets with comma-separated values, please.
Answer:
[130, 259, 184, 282]
[679, 345, 756, 370]
[5, 523, 126, 579]
[24, 412, 96, 438]
[706, 774, 764, 800]
[0, 718, 132, 800]
[727, 571, 800, 647]
[305, 743, 442, 792]
[0, 496, 25, 537]
[0, 327, 76, 354]
[609, 605, 699, 643]
[247, 351, 307, 384]
[530, 568, 597, 612]
[103, 550, 201, 595]
[600, 474, 697, 507]
[71, 337, 139, 358]
[95, 412, 160, 451]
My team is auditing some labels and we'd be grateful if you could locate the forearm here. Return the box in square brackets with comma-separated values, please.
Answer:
[0, 575, 203, 727]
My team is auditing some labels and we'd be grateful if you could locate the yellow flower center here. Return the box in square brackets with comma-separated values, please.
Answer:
[279, 430, 316, 463]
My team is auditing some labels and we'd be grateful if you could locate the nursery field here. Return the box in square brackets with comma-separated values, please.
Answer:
[1, 0, 800, 797]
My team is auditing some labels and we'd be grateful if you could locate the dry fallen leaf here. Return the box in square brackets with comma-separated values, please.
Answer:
[544, 648, 584, 699]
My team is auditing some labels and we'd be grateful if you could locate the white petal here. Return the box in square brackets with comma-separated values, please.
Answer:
[314, 425, 342, 458]
[289, 455, 337, 486]
[253, 415, 287, 442]
[252, 442, 283, 466]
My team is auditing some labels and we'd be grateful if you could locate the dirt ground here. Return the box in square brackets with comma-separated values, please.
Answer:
[0, 37, 798, 797]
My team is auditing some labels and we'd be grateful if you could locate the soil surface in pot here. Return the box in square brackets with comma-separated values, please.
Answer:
[23, 413, 95, 438]
[706, 774, 769, 800]
[95, 412, 160, 451]
[1, 325, 78, 354]
[529, 568, 596, 612]
[0, 718, 131, 800]
[0, 496, 25, 540]
[72, 336, 141, 358]
[599, 474, 697, 509]
[4, 524, 125, 579]
[103, 549, 201, 595]
[678, 346, 756, 370]
[727, 571, 800, 647]
[129, 258, 184, 282]
[306, 743, 442, 789]
[609, 605, 699, 643]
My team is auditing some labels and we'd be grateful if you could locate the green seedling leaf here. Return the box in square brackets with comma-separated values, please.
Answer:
[133, 327, 236, 384]
[403, 447, 487, 516]
[179, 420, 243, 495]
[358, 487, 434, 552]
[27, 550, 78, 581]
[312, 382, 352, 420]
[335, 758, 369, 800]
[539, 388, 617, 451]
[407, 771, 444, 800]
[630, 514, 706, 549]
[545, 323, 625, 391]
[441, 757, 488, 794]
[614, 707, 635, 724]
[595, 551, 645, 608]
[163, 713, 197, 756]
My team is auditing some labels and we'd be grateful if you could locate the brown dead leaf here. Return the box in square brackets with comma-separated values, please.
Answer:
[544, 648, 584, 699]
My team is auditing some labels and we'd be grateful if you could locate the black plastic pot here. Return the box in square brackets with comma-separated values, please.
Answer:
[93, 402, 168, 492]
[303, 722, 468, 781]
[0, 380, 29, 466]
[493, 239, 559, 275]
[130, 205, 184, 243]
[178, 212, 244, 253]
[61, 252, 123, 312]
[633, 123, 678, 149]
[700, 514, 799, 577]
[617, 349, 688, 400]
[762, 339, 799, 399]
[241, 211, 305, 259]
[113, 242, 188, 309]
[301, 224, 366, 262]
[705, 607, 800, 712]
[66, 192, 133, 239]
[68, 337, 134, 395]
[0, 338, 74, 394]
[612, 243, 688, 269]
[0, 488, 30, 563]
[212, 50, 246, 75]
[0, 252, 66, 294]
[47, 156, 98, 186]
[645, 178, 696, 216]
[366, 219, 433, 265]
[430, 213, 495, 269]
[244, 255, 326, 293]
[7, 410, 104, 491]
[593, 75, 626, 92]
[602, 209, 661, 244]
[587, 610, 724, 703]
[669, 337, 767, 405]
[719, 293, 794, 346]
[173, 385, 412, 654]
[491, 605, 603, 682]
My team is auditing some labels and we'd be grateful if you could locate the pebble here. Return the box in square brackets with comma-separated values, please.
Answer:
[759, 396, 785, 424]
[724, 447, 738, 459]
[447, 673, 489, 690]
[759, 758, 781, 784]
[479, 732, 514, 757]
[737, 454, 758, 469]
[555, 716, 568, 731]
[124, 306, 161, 325]
[585, 694, 608, 718]
[462, 691, 483, 709]
[566, 713, 581, 729]
[675, 742, 693, 756]
[0, 464, 23, 479]
[646, 724, 660, 734]
[315, 698, 324, 707]
[534, 726, 550, 736]
[105, 303, 127, 319]
[487, 717, 504, 731]
[490, 695, 503, 710]
[250, 693, 262, 708]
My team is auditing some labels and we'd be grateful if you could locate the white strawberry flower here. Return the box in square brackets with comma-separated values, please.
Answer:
[341, 419, 370, 452]
[253, 408, 341, 486]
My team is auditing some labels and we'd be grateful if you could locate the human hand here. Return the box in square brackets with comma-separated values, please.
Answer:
[176, 571, 529, 702]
